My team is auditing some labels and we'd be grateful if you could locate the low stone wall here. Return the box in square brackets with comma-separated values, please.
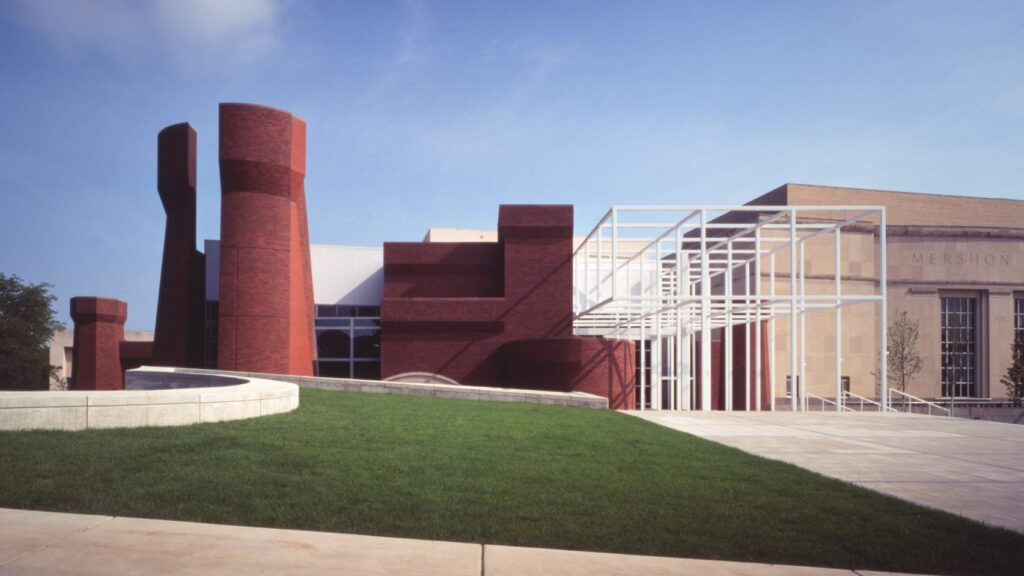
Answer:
[947, 405, 1024, 424]
[0, 367, 298, 431]
[174, 367, 607, 409]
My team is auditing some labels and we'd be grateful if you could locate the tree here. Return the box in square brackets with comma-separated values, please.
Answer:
[0, 273, 64, 390]
[886, 310, 923, 394]
[1001, 330, 1024, 407]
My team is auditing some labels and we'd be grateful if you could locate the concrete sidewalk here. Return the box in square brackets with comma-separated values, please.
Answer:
[632, 411, 1024, 534]
[0, 508, 919, 575]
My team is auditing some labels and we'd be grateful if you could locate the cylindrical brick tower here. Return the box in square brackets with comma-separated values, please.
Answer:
[70, 297, 128, 390]
[217, 103, 315, 375]
[153, 122, 205, 368]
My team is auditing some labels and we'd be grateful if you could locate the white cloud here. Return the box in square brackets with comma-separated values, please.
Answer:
[10, 0, 148, 62]
[10, 0, 284, 68]
[371, 0, 431, 92]
[151, 0, 281, 66]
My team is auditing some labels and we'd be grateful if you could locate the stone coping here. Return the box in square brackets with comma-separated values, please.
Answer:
[0, 367, 298, 431]
[174, 367, 607, 409]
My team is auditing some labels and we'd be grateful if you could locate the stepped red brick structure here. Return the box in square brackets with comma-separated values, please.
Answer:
[217, 103, 316, 376]
[153, 122, 205, 368]
[381, 205, 635, 408]
[70, 297, 129, 390]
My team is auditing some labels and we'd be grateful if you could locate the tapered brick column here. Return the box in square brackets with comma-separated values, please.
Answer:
[153, 122, 205, 368]
[217, 103, 315, 375]
[70, 297, 128, 390]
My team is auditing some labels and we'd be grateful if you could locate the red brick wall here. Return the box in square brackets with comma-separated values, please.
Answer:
[502, 337, 636, 409]
[382, 205, 574, 386]
[119, 340, 155, 374]
[384, 243, 503, 298]
[381, 205, 635, 406]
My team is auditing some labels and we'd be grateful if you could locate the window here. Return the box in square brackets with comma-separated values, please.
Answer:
[841, 376, 850, 394]
[315, 305, 381, 380]
[634, 341, 652, 409]
[1015, 297, 1024, 334]
[316, 330, 350, 359]
[204, 300, 219, 368]
[785, 375, 799, 397]
[941, 297, 977, 398]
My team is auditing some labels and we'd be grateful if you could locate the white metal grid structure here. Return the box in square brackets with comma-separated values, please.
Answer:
[573, 205, 888, 412]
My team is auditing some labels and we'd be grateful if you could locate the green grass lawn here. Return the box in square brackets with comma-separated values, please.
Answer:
[2, 389, 1023, 575]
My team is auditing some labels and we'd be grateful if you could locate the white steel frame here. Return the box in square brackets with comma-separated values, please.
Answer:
[573, 205, 888, 412]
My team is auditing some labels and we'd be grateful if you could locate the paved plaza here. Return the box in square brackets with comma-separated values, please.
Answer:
[632, 411, 1024, 534]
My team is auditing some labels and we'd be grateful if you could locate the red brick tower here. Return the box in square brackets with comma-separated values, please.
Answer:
[153, 122, 205, 368]
[217, 103, 315, 375]
[70, 297, 128, 390]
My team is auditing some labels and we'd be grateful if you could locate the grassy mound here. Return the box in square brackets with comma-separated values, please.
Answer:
[2, 389, 1022, 575]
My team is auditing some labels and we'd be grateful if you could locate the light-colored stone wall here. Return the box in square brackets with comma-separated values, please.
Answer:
[756, 185, 1024, 402]
[785, 183, 1024, 228]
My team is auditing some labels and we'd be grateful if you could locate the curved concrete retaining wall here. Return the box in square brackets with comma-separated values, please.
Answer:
[172, 367, 608, 409]
[0, 367, 298, 431]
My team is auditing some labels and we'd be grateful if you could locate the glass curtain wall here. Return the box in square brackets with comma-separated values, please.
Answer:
[315, 305, 381, 379]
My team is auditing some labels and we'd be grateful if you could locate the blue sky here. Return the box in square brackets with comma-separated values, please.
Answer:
[1, 0, 1022, 329]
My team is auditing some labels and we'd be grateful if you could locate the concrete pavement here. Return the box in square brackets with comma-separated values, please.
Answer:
[632, 411, 1024, 534]
[0, 508, 924, 575]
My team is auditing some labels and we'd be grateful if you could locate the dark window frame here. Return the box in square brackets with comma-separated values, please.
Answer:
[941, 295, 978, 398]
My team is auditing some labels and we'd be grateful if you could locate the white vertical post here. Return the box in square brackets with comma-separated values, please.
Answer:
[653, 315, 661, 410]
[800, 241, 807, 412]
[744, 260, 751, 411]
[755, 226, 762, 411]
[669, 332, 677, 411]
[769, 251, 776, 411]
[880, 209, 889, 411]
[611, 208, 619, 300]
[596, 225, 603, 304]
[700, 210, 711, 411]
[678, 321, 688, 411]
[573, 245, 578, 315]
[835, 227, 843, 410]
[725, 240, 733, 411]
[625, 244, 632, 314]
[655, 240, 662, 410]
[583, 241, 590, 312]
[790, 211, 798, 412]
[677, 226, 689, 411]
[640, 321, 646, 411]
[640, 249, 647, 411]
[690, 326, 697, 409]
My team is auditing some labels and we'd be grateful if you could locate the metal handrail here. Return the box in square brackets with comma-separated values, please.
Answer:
[805, 393, 849, 412]
[887, 388, 952, 416]
[842, 390, 896, 412]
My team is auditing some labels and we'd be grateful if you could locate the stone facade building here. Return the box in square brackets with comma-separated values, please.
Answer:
[754, 184, 1024, 402]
